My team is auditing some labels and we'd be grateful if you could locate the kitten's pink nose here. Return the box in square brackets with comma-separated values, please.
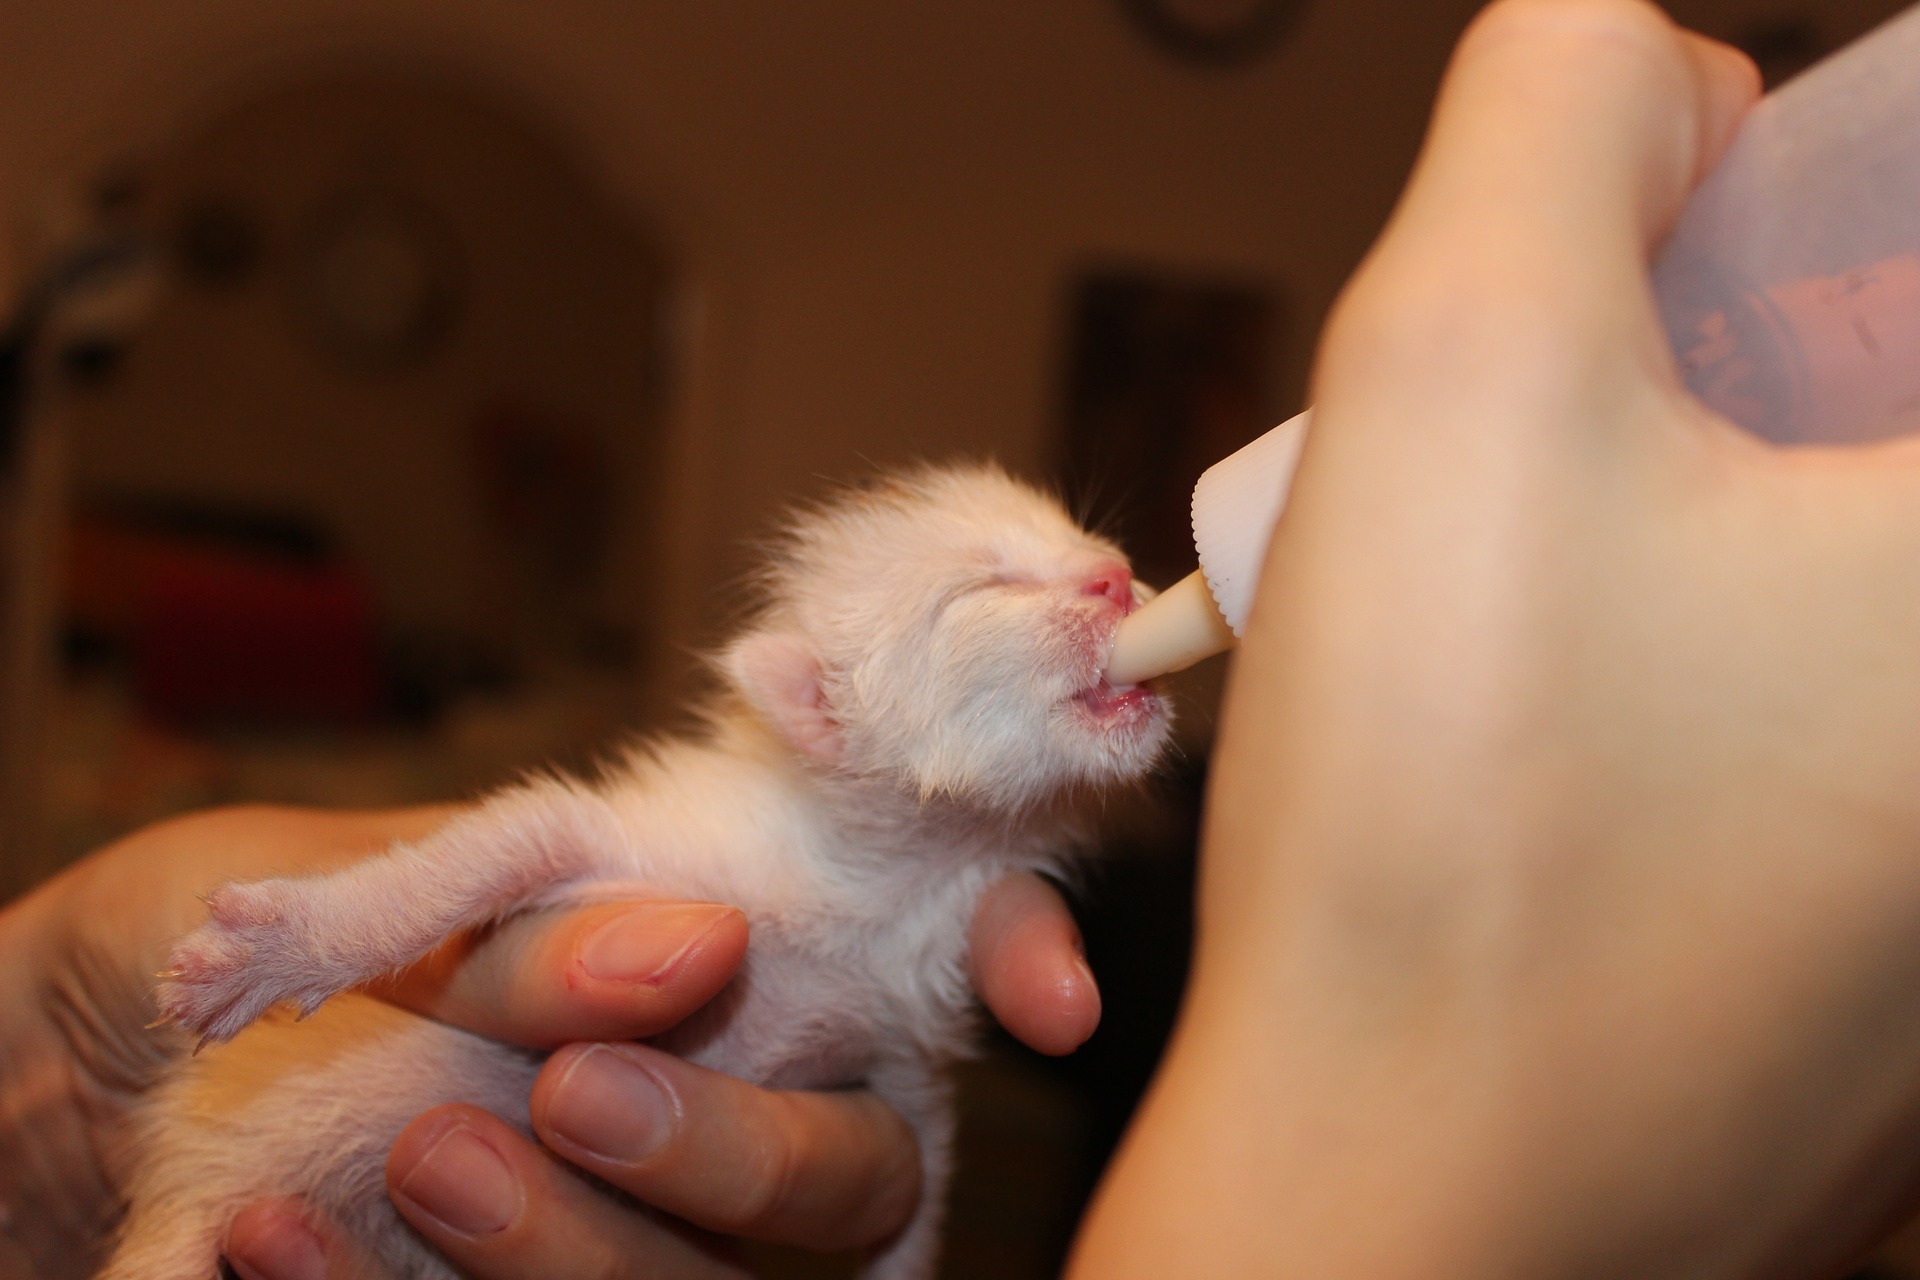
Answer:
[1084, 564, 1134, 612]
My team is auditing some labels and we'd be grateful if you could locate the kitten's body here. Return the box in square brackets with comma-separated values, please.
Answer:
[103, 466, 1170, 1280]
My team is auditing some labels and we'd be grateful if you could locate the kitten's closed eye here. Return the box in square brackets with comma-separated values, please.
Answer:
[982, 572, 1043, 593]
[934, 572, 1039, 615]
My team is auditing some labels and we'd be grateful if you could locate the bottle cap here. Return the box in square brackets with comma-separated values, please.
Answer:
[1191, 410, 1309, 634]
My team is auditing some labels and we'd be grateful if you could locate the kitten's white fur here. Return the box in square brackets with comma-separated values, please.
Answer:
[102, 464, 1171, 1280]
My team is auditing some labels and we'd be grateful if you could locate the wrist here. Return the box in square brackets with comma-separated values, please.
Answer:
[0, 878, 100, 1278]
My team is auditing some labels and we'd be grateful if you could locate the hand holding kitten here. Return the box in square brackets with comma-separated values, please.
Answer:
[0, 803, 1098, 1280]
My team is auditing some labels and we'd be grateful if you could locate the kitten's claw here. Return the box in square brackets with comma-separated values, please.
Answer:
[155, 877, 351, 1043]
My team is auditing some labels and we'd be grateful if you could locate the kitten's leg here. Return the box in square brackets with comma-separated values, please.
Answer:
[93, 1199, 229, 1280]
[159, 779, 626, 1043]
[859, 1058, 954, 1280]
[102, 997, 530, 1280]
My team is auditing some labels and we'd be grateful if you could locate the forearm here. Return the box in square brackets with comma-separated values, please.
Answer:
[1068, 942, 1551, 1279]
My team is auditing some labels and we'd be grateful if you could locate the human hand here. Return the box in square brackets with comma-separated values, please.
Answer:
[1077, 1, 1920, 1275]
[0, 804, 1099, 1279]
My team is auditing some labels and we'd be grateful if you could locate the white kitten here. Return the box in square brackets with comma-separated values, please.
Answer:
[103, 464, 1172, 1280]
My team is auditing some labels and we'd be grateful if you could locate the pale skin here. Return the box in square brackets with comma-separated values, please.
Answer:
[1072, 0, 1920, 1275]
[0, 805, 1098, 1280]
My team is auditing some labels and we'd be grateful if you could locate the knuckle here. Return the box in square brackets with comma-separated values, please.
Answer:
[1320, 263, 1521, 394]
[714, 1091, 920, 1248]
[725, 1097, 806, 1231]
[826, 1094, 921, 1243]
[1322, 260, 1478, 370]
[1319, 252, 1632, 418]
[578, 1245, 630, 1280]
[864, 1130, 922, 1232]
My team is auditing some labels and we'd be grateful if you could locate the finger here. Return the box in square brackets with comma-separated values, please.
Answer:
[1318, 1, 1759, 416]
[369, 900, 749, 1049]
[531, 1042, 921, 1251]
[224, 1198, 398, 1280]
[971, 872, 1101, 1055]
[389, 1105, 752, 1280]
[1411, 0, 1757, 263]
[1673, 29, 1764, 190]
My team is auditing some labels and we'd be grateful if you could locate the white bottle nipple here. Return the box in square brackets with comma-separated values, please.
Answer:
[1103, 411, 1310, 685]
[1104, 570, 1236, 686]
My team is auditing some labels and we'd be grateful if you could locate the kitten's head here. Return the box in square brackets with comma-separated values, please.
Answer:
[723, 464, 1172, 811]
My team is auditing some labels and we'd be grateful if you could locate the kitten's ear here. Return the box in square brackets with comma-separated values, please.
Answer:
[724, 631, 843, 764]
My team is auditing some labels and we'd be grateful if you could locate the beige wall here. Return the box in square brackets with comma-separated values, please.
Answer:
[3, 0, 1911, 679]
[0, 0, 1466, 676]
[60, 71, 662, 658]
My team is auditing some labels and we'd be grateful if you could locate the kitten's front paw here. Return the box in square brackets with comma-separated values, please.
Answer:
[156, 881, 336, 1045]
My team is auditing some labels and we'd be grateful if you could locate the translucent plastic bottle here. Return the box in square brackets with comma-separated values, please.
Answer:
[1105, 4, 1920, 687]
[1657, 2, 1920, 445]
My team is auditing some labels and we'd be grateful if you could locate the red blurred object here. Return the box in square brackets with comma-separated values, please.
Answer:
[133, 542, 379, 725]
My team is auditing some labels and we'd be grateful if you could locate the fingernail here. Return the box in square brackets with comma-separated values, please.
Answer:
[223, 1212, 326, 1280]
[1073, 950, 1102, 1020]
[394, 1124, 520, 1237]
[544, 1044, 675, 1164]
[579, 902, 736, 983]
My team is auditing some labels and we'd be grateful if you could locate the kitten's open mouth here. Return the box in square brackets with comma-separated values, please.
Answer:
[1075, 676, 1159, 726]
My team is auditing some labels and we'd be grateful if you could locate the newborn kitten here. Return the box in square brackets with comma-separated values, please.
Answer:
[102, 464, 1172, 1280]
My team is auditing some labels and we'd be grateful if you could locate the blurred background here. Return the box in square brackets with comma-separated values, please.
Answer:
[0, 1, 1913, 1276]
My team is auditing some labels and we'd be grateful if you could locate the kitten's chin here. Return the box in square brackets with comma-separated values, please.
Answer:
[1070, 678, 1171, 780]
[1074, 676, 1160, 727]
